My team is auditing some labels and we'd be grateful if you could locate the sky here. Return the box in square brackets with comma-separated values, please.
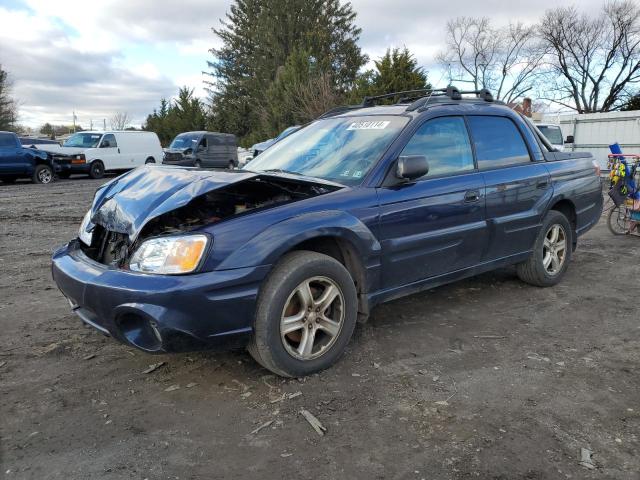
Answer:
[0, 0, 604, 130]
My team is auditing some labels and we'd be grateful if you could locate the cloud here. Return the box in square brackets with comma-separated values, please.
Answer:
[1, 0, 608, 128]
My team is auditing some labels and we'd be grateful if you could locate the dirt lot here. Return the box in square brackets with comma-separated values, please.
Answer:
[1, 176, 638, 480]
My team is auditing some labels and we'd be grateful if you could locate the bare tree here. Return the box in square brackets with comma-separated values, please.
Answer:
[438, 17, 545, 103]
[291, 73, 343, 121]
[0, 65, 18, 131]
[539, 0, 640, 112]
[109, 111, 131, 130]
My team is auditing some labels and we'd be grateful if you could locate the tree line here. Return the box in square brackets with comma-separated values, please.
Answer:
[2, 0, 639, 143]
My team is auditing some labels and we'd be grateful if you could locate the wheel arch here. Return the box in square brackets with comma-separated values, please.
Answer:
[548, 198, 577, 248]
[288, 235, 370, 321]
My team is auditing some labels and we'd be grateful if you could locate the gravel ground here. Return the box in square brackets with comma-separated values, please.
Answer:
[1, 176, 638, 480]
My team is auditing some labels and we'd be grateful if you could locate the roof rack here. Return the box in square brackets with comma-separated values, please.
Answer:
[318, 86, 499, 119]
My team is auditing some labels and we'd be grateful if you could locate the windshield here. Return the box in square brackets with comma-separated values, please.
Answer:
[537, 125, 563, 145]
[63, 133, 103, 148]
[247, 116, 409, 185]
[170, 133, 200, 149]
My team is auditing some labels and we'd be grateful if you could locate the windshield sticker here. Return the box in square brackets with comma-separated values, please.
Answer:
[353, 171, 363, 178]
[346, 120, 390, 130]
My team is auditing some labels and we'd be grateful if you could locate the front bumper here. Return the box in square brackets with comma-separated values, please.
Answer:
[51, 240, 269, 353]
[56, 162, 90, 174]
[162, 158, 196, 167]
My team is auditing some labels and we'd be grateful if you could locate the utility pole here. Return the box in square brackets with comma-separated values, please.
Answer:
[72, 111, 77, 133]
[90, 119, 93, 131]
[103, 119, 106, 131]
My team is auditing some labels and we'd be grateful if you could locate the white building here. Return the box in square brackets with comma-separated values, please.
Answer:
[540, 110, 640, 169]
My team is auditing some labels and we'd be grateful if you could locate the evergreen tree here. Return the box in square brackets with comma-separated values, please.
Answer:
[350, 48, 430, 103]
[206, 0, 367, 145]
[144, 87, 207, 146]
[621, 94, 640, 111]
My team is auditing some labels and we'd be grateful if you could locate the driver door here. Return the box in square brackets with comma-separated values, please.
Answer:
[376, 116, 488, 290]
[98, 134, 120, 169]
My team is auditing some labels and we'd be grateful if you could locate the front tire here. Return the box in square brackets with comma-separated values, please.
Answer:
[248, 251, 358, 377]
[145, 157, 155, 165]
[88, 160, 104, 179]
[607, 205, 629, 235]
[32, 164, 54, 184]
[516, 210, 572, 287]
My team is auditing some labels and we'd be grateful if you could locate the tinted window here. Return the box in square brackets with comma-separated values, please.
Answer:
[101, 134, 117, 148]
[467, 116, 530, 169]
[401, 117, 474, 177]
[0, 133, 16, 147]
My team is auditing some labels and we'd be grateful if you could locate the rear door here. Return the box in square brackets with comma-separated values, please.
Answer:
[467, 115, 552, 261]
[376, 116, 487, 289]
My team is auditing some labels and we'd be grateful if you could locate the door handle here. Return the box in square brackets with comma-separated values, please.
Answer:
[464, 190, 481, 202]
[536, 180, 549, 189]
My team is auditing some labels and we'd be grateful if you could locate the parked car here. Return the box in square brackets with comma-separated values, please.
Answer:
[52, 87, 603, 377]
[0, 131, 57, 184]
[250, 125, 301, 158]
[36, 131, 163, 179]
[163, 131, 238, 169]
[534, 123, 565, 151]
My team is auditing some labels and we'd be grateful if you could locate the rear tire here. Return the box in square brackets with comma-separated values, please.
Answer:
[248, 251, 358, 377]
[228, 160, 235, 170]
[32, 164, 54, 184]
[194, 160, 201, 168]
[88, 160, 105, 179]
[145, 157, 155, 165]
[516, 210, 572, 287]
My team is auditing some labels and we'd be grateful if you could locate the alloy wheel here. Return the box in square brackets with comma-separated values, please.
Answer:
[542, 224, 567, 275]
[280, 276, 345, 360]
[38, 168, 52, 184]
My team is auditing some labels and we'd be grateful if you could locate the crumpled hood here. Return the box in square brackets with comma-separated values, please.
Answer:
[88, 165, 342, 243]
[90, 166, 259, 242]
[36, 144, 86, 155]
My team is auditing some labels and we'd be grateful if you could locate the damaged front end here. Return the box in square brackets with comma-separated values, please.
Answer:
[79, 166, 341, 270]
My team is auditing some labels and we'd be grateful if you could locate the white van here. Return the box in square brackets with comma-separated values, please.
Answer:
[38, 131, 163, 178]
[534, 123, 565, 152]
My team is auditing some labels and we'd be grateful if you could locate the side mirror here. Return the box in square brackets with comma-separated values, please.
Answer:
[565, 135, 574, 144]
[396, 155, 429, 181]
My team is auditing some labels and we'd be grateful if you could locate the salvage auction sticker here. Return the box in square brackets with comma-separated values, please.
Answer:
[347, 121, 390, 130]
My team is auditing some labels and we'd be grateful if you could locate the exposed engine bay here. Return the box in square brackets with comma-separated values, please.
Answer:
[80, 175, 340, 267]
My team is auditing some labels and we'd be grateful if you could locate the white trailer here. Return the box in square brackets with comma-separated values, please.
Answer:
[541, 110, 640, 169]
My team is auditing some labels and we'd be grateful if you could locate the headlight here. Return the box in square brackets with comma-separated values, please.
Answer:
[129, 234, 208, 274]
[78, 210, 94, 245]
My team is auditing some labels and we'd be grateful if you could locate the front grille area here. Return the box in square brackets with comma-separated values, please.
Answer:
[163, 152, 183, 162]
[80, 225, 130, 267]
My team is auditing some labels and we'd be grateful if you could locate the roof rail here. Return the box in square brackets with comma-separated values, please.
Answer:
[318, 87, 498, 119]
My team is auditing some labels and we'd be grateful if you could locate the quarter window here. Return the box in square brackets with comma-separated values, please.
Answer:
[400, 116, 474, 178]
[467, 116, 531, 169]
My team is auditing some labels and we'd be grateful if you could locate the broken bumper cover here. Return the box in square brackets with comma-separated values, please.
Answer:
[51, 240, 268, 353]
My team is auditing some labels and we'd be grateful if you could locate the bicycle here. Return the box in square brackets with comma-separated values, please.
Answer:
[606, 154, 640, 236]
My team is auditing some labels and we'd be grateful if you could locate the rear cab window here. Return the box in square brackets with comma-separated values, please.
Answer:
[400, 116, 475, 179]
[467, 116, 532, 169]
